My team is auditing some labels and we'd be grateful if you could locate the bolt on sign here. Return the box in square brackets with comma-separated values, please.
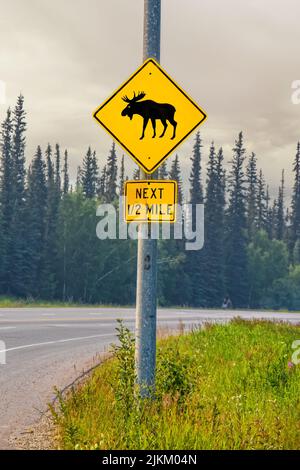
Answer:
[125, 180, 177, 223]
[93, 59, 207, 174]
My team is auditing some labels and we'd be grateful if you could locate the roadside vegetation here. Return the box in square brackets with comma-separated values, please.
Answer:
[1, 296, 299, 312]
[0, 296, 131, 309]
[52, 319, 300, 450]
[0, 296, 81, 308]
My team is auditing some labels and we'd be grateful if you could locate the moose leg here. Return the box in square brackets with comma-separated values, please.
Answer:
[159, 119, 168, 138]
[140, 117, 149, 140]
[169, 118, 177, 139]
[151, 118, 156, 138]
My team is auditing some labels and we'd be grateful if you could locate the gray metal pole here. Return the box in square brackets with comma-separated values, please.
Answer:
[135, 0, 161, 398]
[143, 0, 161, 62]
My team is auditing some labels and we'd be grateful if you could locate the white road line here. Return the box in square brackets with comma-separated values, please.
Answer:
[42, 313, 56, 316]
[52, 323, 116, 327]
[0, 333, 116, 354]
[87, 312, 132, 316]
[88, 312, 107, 315]
[0, 326, 16, 330]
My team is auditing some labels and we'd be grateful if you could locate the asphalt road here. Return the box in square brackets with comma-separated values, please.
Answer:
[0, 307, 299, 449]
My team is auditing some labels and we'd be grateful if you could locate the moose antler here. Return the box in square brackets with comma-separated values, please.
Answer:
[122, 95, 131, 103]
[133, 91, 146, 102]
[122, 91, 146, 103]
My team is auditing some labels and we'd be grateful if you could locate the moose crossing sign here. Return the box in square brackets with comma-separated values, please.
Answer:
[93, 59, 207, 174]
[125, 180, 177, 222]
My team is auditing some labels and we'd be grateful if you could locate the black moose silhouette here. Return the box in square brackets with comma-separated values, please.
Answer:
[121, 91, 177, 140]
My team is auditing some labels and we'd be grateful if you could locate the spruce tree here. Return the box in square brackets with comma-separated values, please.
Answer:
[105, 142, 118, 201]
[202, 143, 226, 306]
[169, 154, 183, 204]
[189, 131, 203, 206]
[62, 149, 69, 195]
[82, 147, 98, 198]
[186, 132, 204, 306]
[0, 108, 13, 292]
[159, 156, 185, 306]
[9, 96, 27, 295]
[46, 144, 54, 181]
[291, 143, 300, 248]
[25, 146, 47, 296]
[265, 185, 273, 238]
[216, 148, 226, 202]
[225, 132, 248, 307]
[41, 144, 58, 298]
[98, 165, 107, 198]
[12, 94, 26, 200]
[0, 108, 13, 218]
[271, 198, 278, 239]
[275, 170, 285, 240]
[285, 207, 292, 249]
[92, 151, 98, 187]
[76, 165, 82, 191]
[158, 161, 168, 179]
[246, 152, 258, 238]
[257, 169, 268, 231]
[119, 155, 125, 196]
[55, 143, 61, 194]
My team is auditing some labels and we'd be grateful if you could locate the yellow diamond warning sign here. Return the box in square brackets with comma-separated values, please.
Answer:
[125, 180, 177, 223]
[93, 59, 207, 174]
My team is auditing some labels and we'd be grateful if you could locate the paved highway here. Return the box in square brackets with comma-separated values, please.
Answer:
[0, 307, 299, 448]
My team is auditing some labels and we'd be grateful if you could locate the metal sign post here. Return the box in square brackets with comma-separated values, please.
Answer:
[92, 0, 206, 398]
[134, 0, 161, 398]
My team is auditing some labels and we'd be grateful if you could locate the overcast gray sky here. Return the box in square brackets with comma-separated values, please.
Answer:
[1, 0, 300, 196]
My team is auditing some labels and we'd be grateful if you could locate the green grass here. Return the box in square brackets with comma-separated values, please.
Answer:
[0, 295, 299, 312]
[0, 296, 133, 308]
[0, 296, 74, 308]
[54, 319, 300, 449]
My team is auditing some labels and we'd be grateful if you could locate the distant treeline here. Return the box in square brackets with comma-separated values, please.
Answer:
[1, 95, 300, 309]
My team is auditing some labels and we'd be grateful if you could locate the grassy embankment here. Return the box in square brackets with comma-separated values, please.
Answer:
[52, 319, 300, 450]
[0, 296, 299, 311]
[0, 296, 131, 308]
